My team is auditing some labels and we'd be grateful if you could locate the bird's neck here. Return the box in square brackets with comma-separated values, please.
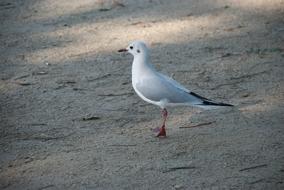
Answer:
[133, 53, 149, 65]
[132, 54, 153, 82]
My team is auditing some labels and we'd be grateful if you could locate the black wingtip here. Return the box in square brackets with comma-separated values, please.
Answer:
[189, 92, 233, 107]
[202, 100, 234, 107]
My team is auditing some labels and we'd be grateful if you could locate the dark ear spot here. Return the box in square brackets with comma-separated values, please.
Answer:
[137, 49, 140, 53]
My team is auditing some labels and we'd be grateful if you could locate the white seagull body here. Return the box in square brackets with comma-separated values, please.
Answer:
[118, 41, 233, 137]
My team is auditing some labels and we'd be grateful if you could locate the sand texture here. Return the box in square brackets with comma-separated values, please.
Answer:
[1, 0, 284, 189]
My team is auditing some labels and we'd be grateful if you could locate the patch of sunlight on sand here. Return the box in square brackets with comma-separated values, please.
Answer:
[227, 0, 284, 10]
[32, 0, 100, 20]
[25, 13, 233, 64]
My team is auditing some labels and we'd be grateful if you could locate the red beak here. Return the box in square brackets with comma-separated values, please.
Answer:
[118, 48, 128, 52]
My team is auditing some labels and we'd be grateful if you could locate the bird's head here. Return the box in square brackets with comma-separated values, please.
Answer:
[118, 40, 149, 57]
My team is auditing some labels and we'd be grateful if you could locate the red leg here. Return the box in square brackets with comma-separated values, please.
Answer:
[156, 108, 168, 137]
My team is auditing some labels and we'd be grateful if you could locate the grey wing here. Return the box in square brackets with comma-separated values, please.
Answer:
[158, 73, 190, 93]
[135, 75, 202, 104]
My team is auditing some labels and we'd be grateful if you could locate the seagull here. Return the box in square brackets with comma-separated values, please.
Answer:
[118, 41, 233, 137]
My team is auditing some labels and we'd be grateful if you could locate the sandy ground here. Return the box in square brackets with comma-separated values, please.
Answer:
[1, 0, 284, 189]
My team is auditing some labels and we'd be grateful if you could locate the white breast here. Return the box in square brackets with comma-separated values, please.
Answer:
[131, 58, 163, 107]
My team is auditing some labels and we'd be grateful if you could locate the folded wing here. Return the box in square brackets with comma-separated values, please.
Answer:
[135, 74, 202, 104]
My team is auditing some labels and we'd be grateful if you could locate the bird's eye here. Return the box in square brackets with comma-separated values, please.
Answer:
[137, 49, 140, 53]
[130, 46, 133, 50]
